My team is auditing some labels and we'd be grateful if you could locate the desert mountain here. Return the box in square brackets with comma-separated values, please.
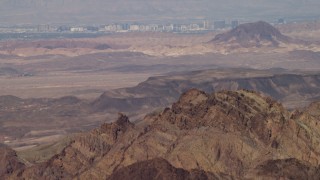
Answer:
[212, 21, 291, 47]
[4, 89, 320, 179]
[2, 69, 320, 153]
[93, 69, 320, 113]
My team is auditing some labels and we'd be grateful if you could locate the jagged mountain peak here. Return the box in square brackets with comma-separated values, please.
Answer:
[96, 113, 134, 142]
[159, 89, 288, 146]
[3, 89, 320, 179]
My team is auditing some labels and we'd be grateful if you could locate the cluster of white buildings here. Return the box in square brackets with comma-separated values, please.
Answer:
[70, 27, 85, 32]
[103, 21, 213, 33]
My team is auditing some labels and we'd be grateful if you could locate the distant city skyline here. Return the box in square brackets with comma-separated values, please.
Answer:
[0, 0, 320, 25]
[0, 19, 236, 34]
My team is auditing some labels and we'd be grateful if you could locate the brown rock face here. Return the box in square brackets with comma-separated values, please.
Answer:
[4, 89, 320, 179]
[212, 21, 290, 47]
[17, 113, 136, 179]
[164, 89, 287, 143]
[0, 144, 25, 179]
[246, 158, 320, 179]
[106, 158, 221, 180]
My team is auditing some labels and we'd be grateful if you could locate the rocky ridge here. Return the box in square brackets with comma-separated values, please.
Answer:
[93, 69, 320, 113]
[2, 89, 320, 179]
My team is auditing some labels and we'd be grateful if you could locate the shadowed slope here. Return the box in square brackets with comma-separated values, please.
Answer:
[106, 158, 222, 180]
[0, 144, 25, 179]
[212, 21, 291, 47]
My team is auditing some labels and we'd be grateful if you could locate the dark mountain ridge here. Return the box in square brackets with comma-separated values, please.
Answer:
[107, 158, 220, 180]
[93, 69, 320, 113]
[212, 21, 291, 47]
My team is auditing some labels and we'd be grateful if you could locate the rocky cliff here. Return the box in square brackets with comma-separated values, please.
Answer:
[3, 89, 320, 179]
[0, 144, 25, 179]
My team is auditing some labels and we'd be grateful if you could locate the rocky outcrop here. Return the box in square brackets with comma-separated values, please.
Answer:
[161, 89, 288, 144]
[17, 113, 136, 179]
[0, 144, 25, 179]
[4, 89, 320, 179]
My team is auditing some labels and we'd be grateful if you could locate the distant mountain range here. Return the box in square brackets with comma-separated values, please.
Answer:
[93, 68, 320, 112]
[0, 0, 320, 24]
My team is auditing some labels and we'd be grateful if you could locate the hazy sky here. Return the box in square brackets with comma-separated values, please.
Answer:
[0, 0, 319, 25]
